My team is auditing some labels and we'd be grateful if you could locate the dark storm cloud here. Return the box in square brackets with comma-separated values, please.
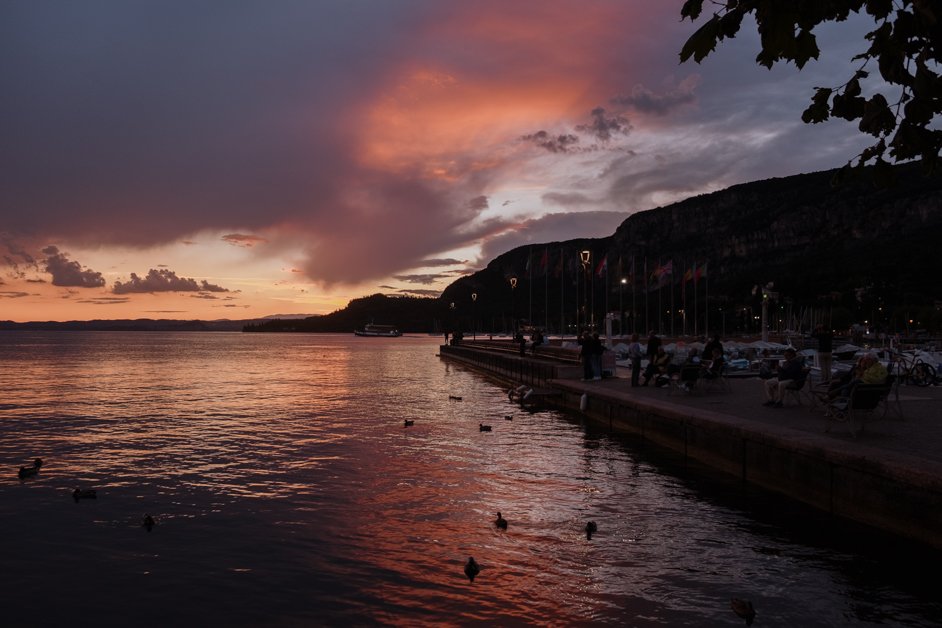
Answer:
[612, 76, 700, 115]
[399, 288, 441, 297]
[520, 131, 581, 153]
[0, 1, 447, 280]
[419, 258, 467, 267]
[113, 268, 229, 294]
[392, 273, 451, 285]
[41, 246, 106, 288]
[222, 234, 268, 248]
[76, 296, 131, 305]
[468, 196, 489, 210]
[576, 107, 631, 142]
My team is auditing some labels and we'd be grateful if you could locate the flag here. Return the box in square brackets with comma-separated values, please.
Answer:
[540, 248, 549, 274]
[554, 251, 564, 277]
[651, 260, 673, 280]
[683, 265, 694, 282]
[695, 262, 707, 282]
[595, 255, 607, 277]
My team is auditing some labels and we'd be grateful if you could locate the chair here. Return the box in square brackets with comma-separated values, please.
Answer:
[668, 365, 702, 396]
[824, 378, 894, 437]
[701, 363, 731, 393]
[782, 367, 811, 407]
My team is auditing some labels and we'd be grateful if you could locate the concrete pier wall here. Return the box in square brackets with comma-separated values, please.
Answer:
[440, 345, 942, 549]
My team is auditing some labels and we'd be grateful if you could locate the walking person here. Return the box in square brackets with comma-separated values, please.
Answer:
[812, 324, 834, 383]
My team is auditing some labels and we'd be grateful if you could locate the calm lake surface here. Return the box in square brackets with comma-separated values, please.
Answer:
[1, 331, 939, 627]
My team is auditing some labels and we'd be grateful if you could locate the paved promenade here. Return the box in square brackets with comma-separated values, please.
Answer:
[582, 367, 942, 470]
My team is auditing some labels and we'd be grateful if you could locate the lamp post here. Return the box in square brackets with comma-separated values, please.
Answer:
[449, 301, 455, 339]
[471, 292, 477, 340]
[620, 277, 627, 337]
[510, 277, 517, 335]
[580, 250, 591, 331]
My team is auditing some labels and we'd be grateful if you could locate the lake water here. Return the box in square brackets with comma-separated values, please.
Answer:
[1, 331, 939, 626]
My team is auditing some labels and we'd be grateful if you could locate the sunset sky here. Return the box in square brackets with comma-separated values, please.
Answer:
[1, 1, 873, 322]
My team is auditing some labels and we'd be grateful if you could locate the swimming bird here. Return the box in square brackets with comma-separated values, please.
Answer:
[495, 512, 508, 530]
[479, 423, 492, 432]
[404, 419, 415, 427]
[73, 488, 97, 502]
[585, 521, 598, 540]
[448, 395, 463, 401]
[730, 598, 756, 626]
[464, 557, 480, 583]
[17, 458, 43, 479]
[143, 514, 155, 532]
[504, 414, 513, 420]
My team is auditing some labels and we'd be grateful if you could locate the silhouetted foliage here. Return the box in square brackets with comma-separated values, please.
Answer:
[680, 1, 942, 179]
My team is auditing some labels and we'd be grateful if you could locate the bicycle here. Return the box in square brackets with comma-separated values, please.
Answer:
[891, 350, 937, 387]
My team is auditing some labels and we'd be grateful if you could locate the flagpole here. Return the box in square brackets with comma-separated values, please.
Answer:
[669, 258, 675, 339]
[544, 247, 549, 332]
[528, 246, 533, 325]
[560, 247, 565, 339]
[694, 261, 699, 338]
[682, 257, 687, 337]
[631, 256, 636, 335]
[643, 257, 649, 334]
[705, 262, 710, 337]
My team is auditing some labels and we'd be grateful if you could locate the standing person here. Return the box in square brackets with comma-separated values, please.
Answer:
[627, 333, 643, 387]
[646, 331, 661, 365]
[812, 324, 834, 382]
[591, 333, 603, 380]
[579, 331, 594, 380]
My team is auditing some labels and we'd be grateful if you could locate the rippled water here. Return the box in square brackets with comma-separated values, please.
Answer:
[1, 331, 939, 626]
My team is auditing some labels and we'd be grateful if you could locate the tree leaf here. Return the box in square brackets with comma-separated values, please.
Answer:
[680, 0, 705, 21]
[680, 16, 721, 63]
[794, 29, 820, 69]
[859, 93, 896, 136]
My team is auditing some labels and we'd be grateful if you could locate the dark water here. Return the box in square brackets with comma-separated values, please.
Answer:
[0, 332, 939, 626]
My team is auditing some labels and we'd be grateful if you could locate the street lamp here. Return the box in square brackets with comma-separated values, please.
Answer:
[509, 277, 517, 335]
[620, 277, 627, 336]
[471, 292, 477, 340]
[580, 250, 591, 330]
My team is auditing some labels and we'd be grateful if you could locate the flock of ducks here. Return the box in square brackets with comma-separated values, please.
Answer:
[17, 390, 757, 622]
[16, 457, 157, 532]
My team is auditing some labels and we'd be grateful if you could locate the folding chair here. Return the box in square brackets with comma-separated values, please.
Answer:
[824, 380, 893, 437]
[668, 365, 702, 395]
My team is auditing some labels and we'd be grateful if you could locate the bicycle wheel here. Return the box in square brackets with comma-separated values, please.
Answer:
[910, 362, 936, 387]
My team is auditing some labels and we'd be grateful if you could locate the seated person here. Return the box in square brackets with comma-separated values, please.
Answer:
[828, 353, 887, 399]
[677, 349, 702, 391]
[757, 348, 777, 379]
[762, 348, 805, 407]
[702, 348, 725, 379]
[642, 346, 671, 386]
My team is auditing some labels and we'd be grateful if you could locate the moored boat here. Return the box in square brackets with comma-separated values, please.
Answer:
[354, 323, 401, 337]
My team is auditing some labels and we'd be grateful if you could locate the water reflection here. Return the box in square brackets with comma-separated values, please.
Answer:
[0, 332, 939, 626]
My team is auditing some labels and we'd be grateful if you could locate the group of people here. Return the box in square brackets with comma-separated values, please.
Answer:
[578, 331, 605, 381]
[626, 332, 726, 390]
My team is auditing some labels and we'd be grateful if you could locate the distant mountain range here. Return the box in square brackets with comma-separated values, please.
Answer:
[7, 162, 942, 335]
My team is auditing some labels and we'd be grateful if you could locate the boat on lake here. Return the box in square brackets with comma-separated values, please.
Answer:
[354, 323, 401, 337]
